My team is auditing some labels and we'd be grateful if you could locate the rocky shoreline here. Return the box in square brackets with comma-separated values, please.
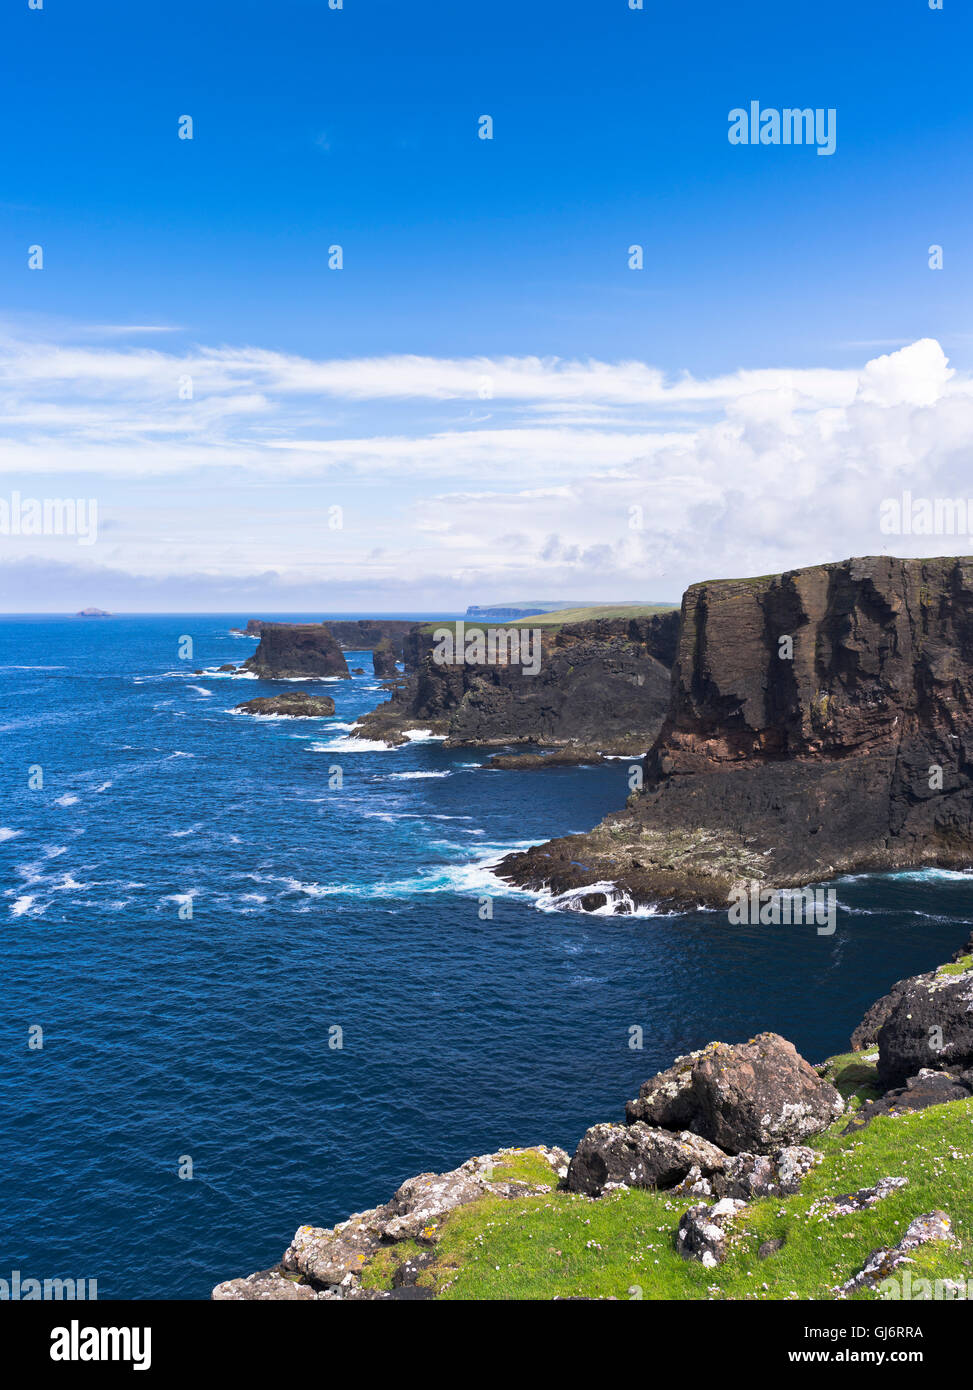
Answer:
[212, 939, 973, 1301]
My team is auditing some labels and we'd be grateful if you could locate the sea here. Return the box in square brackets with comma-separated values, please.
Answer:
[1, 613, 971, 1299]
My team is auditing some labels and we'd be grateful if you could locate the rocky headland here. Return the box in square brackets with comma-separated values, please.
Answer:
[498, 555, 973, 911]
[352, 613, 679, 751]
[212, 947, 973, 1300]
[243, 623, 351, 680]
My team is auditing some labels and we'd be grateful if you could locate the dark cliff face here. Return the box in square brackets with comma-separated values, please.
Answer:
[243, 624, 350, 679]
[325, 620, 419, 659]
[649, 555, 973, 776]
[355, 613, 678, 750]
[239, 618, 419, 660]
[371, 638, 400, 678]
[498, 556, 973, 910]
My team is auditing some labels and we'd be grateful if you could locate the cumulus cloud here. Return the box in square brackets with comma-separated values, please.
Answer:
[0, 327, 971, 609]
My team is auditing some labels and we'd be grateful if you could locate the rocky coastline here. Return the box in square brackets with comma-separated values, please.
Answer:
[497, 555, 973, 912]
[212, 940, 973, 1300]
[352, 613, 678, 751]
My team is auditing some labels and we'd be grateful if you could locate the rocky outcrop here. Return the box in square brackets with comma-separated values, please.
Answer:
[565, 1124, 728, 1197]
[835, 1211, 955, 1296]
[243, 624, 350, 680]
[212, 1145, 568, 1300]
[847, 1069, 973, 1133]
[353, 613, 679, 751]
[498, 555, 973, 911]
[486, 746, 609, 770]
[231, 618, 419, 662]
[676, 1198, 746, 1267]
[235, 691, 336, 718]
[624, 1034, 843, 1153]
[371, 638, 399, 679]
[875, 965, 973, 1087]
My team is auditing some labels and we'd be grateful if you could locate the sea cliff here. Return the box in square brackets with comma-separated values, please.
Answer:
[353, 613, 679, 753]
[498, 555, 973, 910]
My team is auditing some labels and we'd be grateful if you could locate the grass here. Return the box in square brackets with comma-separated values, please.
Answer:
[509, 604, 677, 627]
[419, 605, 677, 636]
[939, 954, 972, 976]
[356, 1085, 973, 1300]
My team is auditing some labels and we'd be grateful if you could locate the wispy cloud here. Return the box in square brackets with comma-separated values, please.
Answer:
[0, 325, 970, 609]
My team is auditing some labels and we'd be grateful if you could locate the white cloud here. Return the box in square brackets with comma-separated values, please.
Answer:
[1, 327, 971, 608]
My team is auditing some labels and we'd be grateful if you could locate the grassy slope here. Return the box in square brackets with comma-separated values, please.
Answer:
[358, 1054, 973, 1300]
[420, 605, 678, 636]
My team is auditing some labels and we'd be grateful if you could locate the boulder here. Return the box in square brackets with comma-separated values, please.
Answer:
[876, 967, 973, 1087]
[844, 1067, 973, 1132]
[676, 1198, 746, 1267]
[565, 1122, 728, 1197]
[282, 1215, 384, 1287]
[626, 1033, 843, 1154]
[212, 1269, 319, 1300]
[235, 691, 336, 718]
[706, 1145, 821, 1201]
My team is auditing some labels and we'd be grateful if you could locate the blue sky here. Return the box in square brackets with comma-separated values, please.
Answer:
[1, 0, 971, 611]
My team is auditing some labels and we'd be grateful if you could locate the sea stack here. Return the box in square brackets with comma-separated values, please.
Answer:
[243, 623, 351, 679]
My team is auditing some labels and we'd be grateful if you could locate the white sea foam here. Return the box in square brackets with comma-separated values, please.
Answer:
[387, 770, 451, 780]
[188, 685, 214, 696]
[0, 827, 22, 842]
[402, 729, 447, 742]
[10, 895, 34, 916]
[54, 794, 79, 807]
[532, 880, 662, 918]
[310, 735, 394, 752]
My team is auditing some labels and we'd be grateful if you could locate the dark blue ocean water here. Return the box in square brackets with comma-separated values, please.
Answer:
[1, 614, 971, 1299]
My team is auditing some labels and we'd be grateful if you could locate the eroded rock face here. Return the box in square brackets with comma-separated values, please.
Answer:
[626, 1034, 843, 1154]
[371, 638, 400, 679]
[243, 623, 350, 679]
[235, 691, 336, 717]
[565, 1123, 728, 1197]
[498, 555, 973, 910]
[353, 615, 677, 752]
[876, 967, 973, 1087]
